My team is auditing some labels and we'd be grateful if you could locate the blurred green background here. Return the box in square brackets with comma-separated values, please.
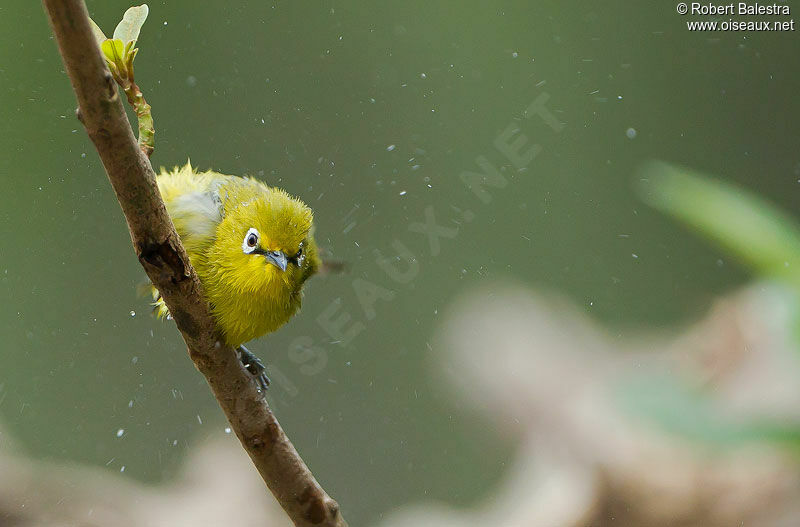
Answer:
[1, 1, 798, 524]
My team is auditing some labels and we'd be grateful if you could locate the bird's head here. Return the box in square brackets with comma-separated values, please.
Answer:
[212, 184, 320, 299]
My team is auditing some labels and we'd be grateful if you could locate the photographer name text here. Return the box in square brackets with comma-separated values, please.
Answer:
[689, 3, 790, 15]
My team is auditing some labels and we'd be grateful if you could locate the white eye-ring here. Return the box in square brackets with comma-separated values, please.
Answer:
[242, 228, 260, 254]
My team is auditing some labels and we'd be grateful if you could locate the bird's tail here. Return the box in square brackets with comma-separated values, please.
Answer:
[136, 281, 171, 319]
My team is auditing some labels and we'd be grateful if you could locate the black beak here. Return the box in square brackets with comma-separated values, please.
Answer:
[265, 250, 288, 271]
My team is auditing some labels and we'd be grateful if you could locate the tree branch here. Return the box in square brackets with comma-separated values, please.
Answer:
[41, 1, 346, 525]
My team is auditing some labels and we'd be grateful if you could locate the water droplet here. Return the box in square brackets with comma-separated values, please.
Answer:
[116, 428, 125, 438]
[626, 127, 637, 139]
[386, 144, 396, 151]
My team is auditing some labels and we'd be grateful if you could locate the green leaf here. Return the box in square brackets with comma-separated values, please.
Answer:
[638, 161, 800, 289]
[617, 374, 800, 447]
[101, 39, 126, 65]
[113, 4, 149, 44]
[88, 17, 107, 46]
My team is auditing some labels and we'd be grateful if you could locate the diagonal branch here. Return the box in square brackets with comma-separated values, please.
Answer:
[41, 1, 346, 525]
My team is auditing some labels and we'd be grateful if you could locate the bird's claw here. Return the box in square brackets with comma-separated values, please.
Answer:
[237, 345, 271, 391]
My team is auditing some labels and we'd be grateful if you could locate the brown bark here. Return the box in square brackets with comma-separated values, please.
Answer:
[41, 1, 346, 525]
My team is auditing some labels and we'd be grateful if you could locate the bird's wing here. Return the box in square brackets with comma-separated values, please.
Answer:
[150, 164, 231, 319]
[170, 186, 223, 240]
[157, 164, 229, 252]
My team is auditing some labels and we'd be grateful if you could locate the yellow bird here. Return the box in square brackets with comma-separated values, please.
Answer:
[149, 162, 321, 389]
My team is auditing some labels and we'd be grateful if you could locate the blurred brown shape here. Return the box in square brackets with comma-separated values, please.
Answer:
[381, 283, 800, 527]
[0, 430, 292, 527]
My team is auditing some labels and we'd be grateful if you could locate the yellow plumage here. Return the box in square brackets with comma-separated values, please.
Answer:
[151, 162, 320, 349]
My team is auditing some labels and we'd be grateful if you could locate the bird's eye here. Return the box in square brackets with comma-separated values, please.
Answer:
[289, 243, 305, 266]
[242, 228, 260, 254]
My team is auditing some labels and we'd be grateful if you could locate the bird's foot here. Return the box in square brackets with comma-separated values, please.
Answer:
[237, 345, 270, 392]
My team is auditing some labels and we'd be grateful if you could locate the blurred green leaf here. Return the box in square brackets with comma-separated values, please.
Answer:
[617, 375, 800, 448]
[113, 4, 149, 44]
[633, 162, 800, 449]
[638, 161, 800, 290]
